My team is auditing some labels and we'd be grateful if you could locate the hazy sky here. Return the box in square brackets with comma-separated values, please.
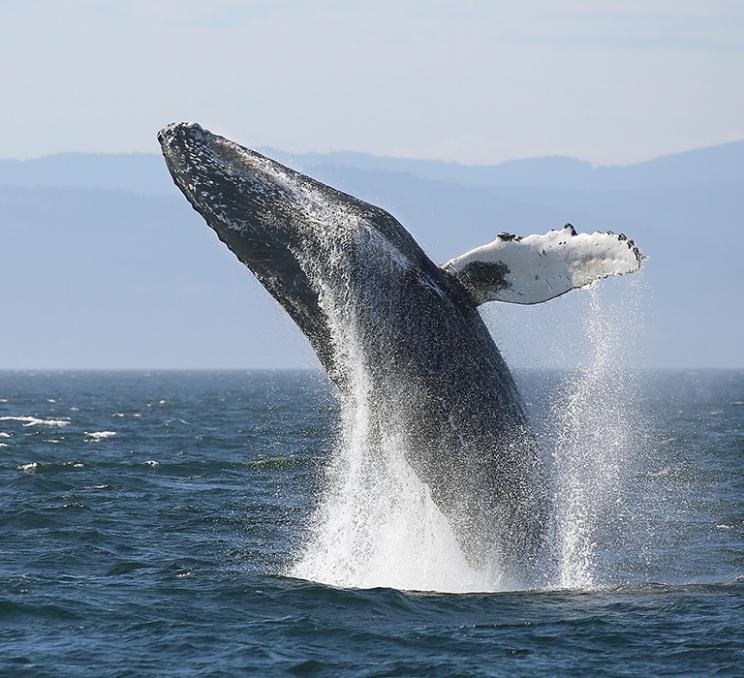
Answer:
[2, 0, 743, 164]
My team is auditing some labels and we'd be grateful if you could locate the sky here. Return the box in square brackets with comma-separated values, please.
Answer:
[2, 0, 743, 165]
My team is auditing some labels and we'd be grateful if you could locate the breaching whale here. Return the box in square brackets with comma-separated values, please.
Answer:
[158, 122, 643, 578]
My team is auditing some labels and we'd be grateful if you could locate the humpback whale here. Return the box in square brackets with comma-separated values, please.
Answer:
[158, 122, 643, 578]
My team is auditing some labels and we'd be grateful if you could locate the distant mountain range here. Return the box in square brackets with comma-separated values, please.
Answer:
[1, 141, 742, 368]
[2, 139, 742, 195]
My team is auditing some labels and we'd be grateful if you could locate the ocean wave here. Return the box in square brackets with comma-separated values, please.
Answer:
[146, 400, 168, 408]
[84, 431, 117, 441]
[16, 460, 84, 473]
[0, 415, 70, 428]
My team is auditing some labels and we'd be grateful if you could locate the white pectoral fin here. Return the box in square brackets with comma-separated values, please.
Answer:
[442, 224, 644, 305]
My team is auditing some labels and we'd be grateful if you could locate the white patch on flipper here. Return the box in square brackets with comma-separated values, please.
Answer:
[442, 224, 644, 305]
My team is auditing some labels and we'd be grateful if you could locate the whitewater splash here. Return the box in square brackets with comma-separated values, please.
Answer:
[291, 277, 647, 593]
[290, 372, 494, 593]
[548, 279, 647, 589]
[290, 332, 497, 593]
[287, 196, 500, 592]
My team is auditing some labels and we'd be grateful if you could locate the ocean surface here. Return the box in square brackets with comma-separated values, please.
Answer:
[1, 369, 742, 676]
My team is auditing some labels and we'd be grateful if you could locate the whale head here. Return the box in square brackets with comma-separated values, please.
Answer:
[157, 122, 440, 381]
[158, 121, 346, 372]
[158, 121, 316, 248]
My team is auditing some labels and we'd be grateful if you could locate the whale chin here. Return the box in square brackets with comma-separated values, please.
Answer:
[158, 121, 340, 377]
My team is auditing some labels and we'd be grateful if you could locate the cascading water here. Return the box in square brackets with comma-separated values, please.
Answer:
[547, 280, 647, 589]
[291, 239, 647, 593]
[290, 213, 497, 593]
[277, 166, 647, 593]
[290, 371, 493, 592]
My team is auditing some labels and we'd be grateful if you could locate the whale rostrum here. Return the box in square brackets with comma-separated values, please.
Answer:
[158, 122, 643, 577]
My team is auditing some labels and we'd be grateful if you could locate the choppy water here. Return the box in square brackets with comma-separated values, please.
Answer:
[1, 369, 742, 676]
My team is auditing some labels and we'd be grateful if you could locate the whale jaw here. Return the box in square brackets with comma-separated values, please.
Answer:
[157, 121, 311, 246]
[157, 122, 453, 384]
[158, 122, 344, 376]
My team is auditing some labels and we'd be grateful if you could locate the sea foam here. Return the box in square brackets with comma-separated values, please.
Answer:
[0, 415, 70, 427]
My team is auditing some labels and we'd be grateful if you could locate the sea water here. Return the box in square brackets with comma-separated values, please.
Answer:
[0, 367, 742, 675]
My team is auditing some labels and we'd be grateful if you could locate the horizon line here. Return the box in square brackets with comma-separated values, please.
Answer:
[0, 366, 740, 373]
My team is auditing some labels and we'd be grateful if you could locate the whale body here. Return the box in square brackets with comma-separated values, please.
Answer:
[158, 122, 643, 578]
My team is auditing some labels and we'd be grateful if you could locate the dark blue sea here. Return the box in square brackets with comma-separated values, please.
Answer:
[1, 369, 742, 676]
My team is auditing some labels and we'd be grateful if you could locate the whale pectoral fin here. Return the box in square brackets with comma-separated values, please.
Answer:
[441, 224, 644, 305]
